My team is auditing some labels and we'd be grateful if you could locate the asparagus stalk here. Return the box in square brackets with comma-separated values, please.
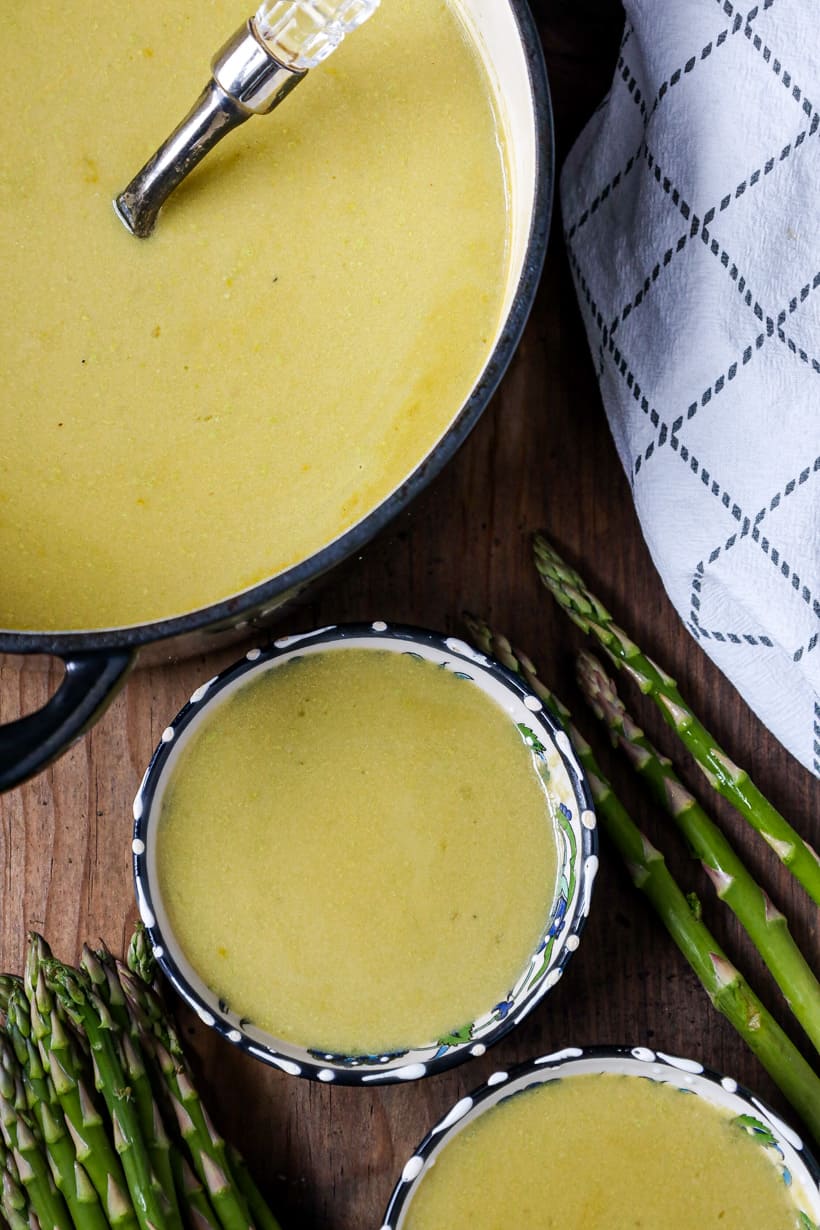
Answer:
[2, 1146, 31, 1230]
[463, 614, 820, 1142]
[43, 962, 172, 1230]
[5, 987, 109, 1230]
[225, 1147, 281, 1230]
[126, 928, 156, 990]
[576, 650, 820, 1054]
[144, 1038, 251, 1230]
[23, 940, 137, 1230]
[118, 973, 257, 1230]
[532, 534, 820, 906]
[0, 1040, 71, 1230]
[80, 949, 183, 1230]
[169, 1152, 221, 1230]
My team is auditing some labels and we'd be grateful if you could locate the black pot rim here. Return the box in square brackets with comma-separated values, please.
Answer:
[381, 1044, 820, 1228]
[132, 621, 597, 1086]
[0, 0, 553, 656]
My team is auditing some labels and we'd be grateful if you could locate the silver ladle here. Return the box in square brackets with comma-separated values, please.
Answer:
[114, 0, 380, 238]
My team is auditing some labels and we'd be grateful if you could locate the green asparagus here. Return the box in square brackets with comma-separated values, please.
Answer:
[463, 614, 820, 1143]
[5, 986, 109, 1230]
[44, 962, 172, 1230]
[0, 1038, 71, 1230]
[532, 533, 820, 906]
[80, 949, 183, 1230]
[0, 929, 282, 1230]
[576, 649, 820, 1055]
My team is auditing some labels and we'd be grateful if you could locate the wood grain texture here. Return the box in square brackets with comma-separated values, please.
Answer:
[1, 5, 817, 1227]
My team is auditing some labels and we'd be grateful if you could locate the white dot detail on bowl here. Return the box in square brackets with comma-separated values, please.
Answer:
[721, 1077, 738, 1094]
[161, 727, 175, 744]
[228, 1030, 241, 1043]
[402, 1157, 424, 1184]
[565, 934, 580, 951]
[131, 839, 145, 856]
[657, 1052, 704, 1075]
[750, 1099, 804, 1151]
[132, 795, 144, 822]
[246, 647, 262, 661]
[135, 883, 155, 930]
[535, 1047, 583, 1066]
[151, 946, 164, 960]
[435, 1097, 474, 1133]
[317, 1069, 335, 1083]
[196, 1008, 216, 1027]
[190, 678, 216, 704]
[487, 1071, 508, 1087]
[581, 809, 596, 829]
[371, 621, 388, 632]
[470, 1043, 486, 1057]
[524, 695, 542, 712]
[631, 1047, 656, 1063]
[249, 1050, 302, 1077]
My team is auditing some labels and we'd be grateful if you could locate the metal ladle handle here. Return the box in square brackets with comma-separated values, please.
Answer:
[114, 20, 305, 238]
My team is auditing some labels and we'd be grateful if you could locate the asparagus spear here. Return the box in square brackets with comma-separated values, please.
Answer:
[0, 1040, 70, 1230]
[23, 940, 137, 1230]
[225, 1148, 281, 1230]
[80, 949, 183, 1230]
[463, 614, 820, 1142]
[2, 1146, 31, 1230]
[43, 961, 172, 1230]
[169, 1152, 221, 1230]
[0, 977, 24, 1019]
[532, 534, 820, 906]
[117, 973, 256, 1230]
[576, 650, 820, 1054]
[144, 1038, 252, 1230]
[5, 987, 109, 1230]
[125, 928, 156, 991]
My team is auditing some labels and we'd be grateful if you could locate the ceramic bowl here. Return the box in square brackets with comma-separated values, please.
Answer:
[382, 1046, 820, 1228]
[132, 622, 597, 1084]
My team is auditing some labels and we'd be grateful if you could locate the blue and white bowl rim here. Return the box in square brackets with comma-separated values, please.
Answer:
[381, 1044, 820, 1228]
[132, 621, 597, 1085]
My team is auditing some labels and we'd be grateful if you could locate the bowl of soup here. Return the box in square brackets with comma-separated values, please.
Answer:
[382, 1046, 820, 1228]
[132, 623, 597, 1082]
[0, 0, 553, 791]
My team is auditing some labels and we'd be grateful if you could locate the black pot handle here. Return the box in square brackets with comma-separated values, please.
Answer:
[0, 650, 136, 793]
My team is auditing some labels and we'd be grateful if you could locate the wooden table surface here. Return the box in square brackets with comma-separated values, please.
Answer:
[1, 5, 818, 1227]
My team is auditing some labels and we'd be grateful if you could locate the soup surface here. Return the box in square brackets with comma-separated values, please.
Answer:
[1, 1, 508, 631]
[156, 648, 559, 1053]
[403, 1072, 804, 1229]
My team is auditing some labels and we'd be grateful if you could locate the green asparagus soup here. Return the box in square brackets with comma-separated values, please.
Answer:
[403, 1073, 805, 1230]
[155, 648, 560, 1054]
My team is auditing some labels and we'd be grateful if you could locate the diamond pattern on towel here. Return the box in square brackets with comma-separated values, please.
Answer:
[561, 0, 820, 773]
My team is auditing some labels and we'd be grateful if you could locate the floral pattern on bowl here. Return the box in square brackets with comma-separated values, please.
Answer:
[132, 622, 597, 1084]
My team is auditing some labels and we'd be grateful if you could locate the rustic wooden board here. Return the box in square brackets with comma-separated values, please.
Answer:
[1, 6, 817, 1227]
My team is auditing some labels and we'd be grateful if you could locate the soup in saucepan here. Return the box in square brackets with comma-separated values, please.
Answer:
[2, 0, 509, 631]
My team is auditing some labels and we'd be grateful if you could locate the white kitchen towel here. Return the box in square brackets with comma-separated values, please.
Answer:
[561, 0, 820, 776]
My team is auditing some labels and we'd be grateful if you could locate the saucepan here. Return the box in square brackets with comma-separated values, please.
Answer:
[0, 0, 552, 792]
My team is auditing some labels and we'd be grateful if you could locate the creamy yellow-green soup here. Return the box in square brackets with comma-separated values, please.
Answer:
[1, 1, 508, 631]
[156, 649, 559, 1054]
[404, 1073, 805, 1230]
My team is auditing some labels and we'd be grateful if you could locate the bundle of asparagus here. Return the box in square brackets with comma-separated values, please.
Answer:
[464, 540, 820, 1145]
[0, 926, 281, 1230]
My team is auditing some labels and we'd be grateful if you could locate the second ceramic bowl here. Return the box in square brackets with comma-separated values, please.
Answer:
[132, 622, 597, 1083]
